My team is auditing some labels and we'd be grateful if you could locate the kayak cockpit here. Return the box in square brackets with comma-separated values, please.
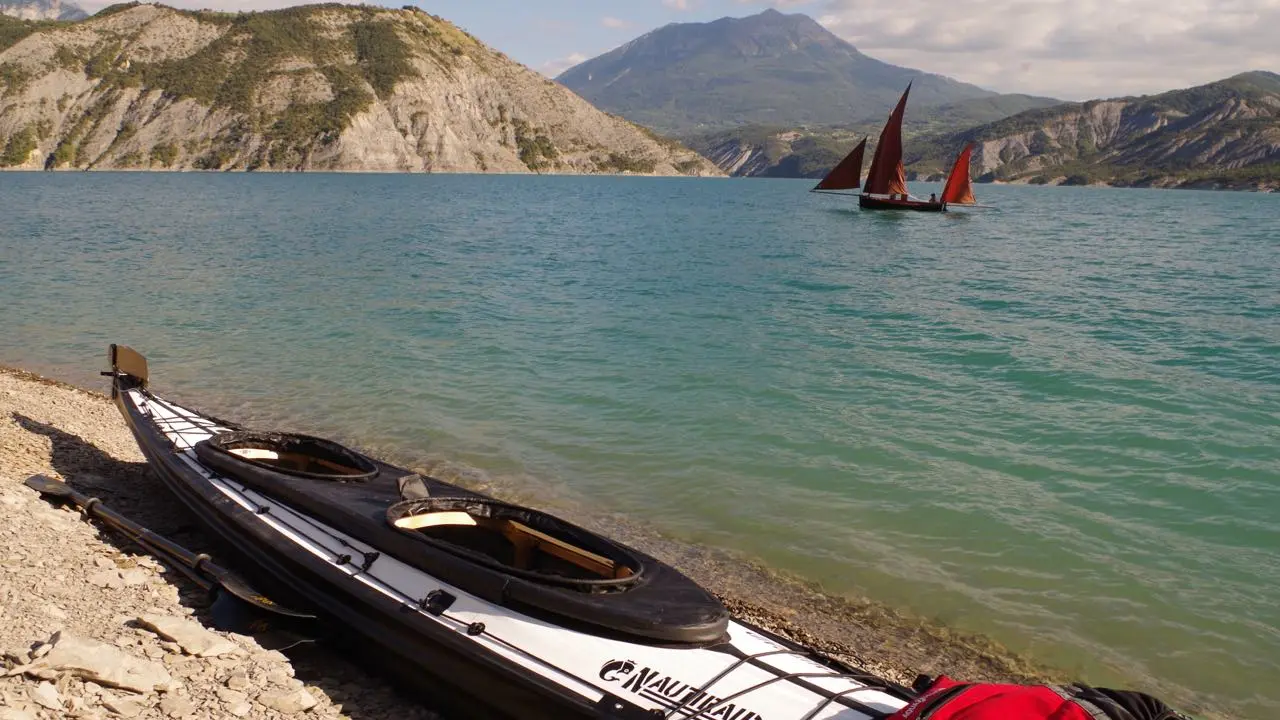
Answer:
[388, 497, 641, 585]
[204, 431, 378, 480]
[393, 509, 634, 581]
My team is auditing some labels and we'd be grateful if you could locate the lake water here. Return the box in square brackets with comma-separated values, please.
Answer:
[1, 173, 1277, 718]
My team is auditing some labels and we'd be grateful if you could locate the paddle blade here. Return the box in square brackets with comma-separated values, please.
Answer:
[214, 570, 315, 619]
[209, 592, 317, 651]
[23, 474, 76, 498]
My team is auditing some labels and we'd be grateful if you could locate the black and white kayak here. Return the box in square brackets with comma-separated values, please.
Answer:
[107, 344, 913, 720]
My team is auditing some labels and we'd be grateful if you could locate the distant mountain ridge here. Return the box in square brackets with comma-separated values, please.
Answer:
[556, 9, 1031, 137]
[0, 0, 86, 21]
[903, 71, 1280, 190]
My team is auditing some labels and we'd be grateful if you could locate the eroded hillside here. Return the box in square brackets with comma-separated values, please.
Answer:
[0, 3, 720, 174]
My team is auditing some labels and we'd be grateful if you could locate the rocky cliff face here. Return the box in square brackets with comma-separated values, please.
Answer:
[690, 128, 862, 178]
[0, 3, 721, 175]
[906, 72, 1280, 189]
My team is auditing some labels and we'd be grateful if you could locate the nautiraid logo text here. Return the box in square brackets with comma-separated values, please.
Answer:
[599, 660, 765, 720]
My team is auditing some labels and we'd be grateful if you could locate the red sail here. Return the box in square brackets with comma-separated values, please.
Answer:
[813, 138, 866, 191]
[863, 84, 911, 197]
[941, 144, 976, 205]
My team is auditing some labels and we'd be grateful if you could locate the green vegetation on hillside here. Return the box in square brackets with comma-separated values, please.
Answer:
[0, 124, 36, 166]
[46, 4, 427, 169]
[595, 152, 657, 174]
[149, 141, 178, 167]
[350, 17, 415, 100]
[92, 2, 145, 18]
[0, 61, 30, 94]
[0, 14, 66, 53]
[511, 118, 557, 171]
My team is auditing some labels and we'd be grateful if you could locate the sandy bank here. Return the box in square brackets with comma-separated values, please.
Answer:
[1, 365, 1064, 719]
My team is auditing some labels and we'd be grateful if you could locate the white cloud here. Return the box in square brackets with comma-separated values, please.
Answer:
[662, 0, 691, 10]
[811, 0, 1280, 99]
[539, 52, 587, 78]
[601, 16, 629, 29]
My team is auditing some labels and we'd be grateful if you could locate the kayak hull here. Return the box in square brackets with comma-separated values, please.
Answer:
[114, 389, 607, 719]
[107, 345, 912, 720]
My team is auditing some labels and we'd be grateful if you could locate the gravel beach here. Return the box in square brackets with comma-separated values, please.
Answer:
[0, 365, 1062, 720]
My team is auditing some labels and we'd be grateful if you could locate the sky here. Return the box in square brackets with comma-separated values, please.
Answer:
[76, 0, 1280, 100]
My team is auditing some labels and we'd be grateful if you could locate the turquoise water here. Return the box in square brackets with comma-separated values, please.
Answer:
[1, 173, 1277, 718]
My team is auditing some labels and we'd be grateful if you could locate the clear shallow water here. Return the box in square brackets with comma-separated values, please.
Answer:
[1, 173, 1277, 718]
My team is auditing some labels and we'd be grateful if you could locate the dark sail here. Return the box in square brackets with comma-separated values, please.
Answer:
[812, 138, 866, 191]
[941, 144, 976, 205]
[863, 84, 911, 197]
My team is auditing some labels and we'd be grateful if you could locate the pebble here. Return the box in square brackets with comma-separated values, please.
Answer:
[225, 672, 251, 691]
[119, 569, 150, 586]
[13, 632, 172, 694]
[87, 571, 125, 590]
[138, 614, 242, 658]
[159, 695, 196, 718]
[28, 682, 60, 710]
[256, 688, 318, 714]
[216, 688, 248, 704]
[102, 696, 144, 718]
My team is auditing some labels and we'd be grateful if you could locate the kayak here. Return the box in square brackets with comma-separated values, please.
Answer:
[107, 344, 913, 719]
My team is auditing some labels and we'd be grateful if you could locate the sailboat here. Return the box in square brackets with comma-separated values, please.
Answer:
[812, 83, 979, 212]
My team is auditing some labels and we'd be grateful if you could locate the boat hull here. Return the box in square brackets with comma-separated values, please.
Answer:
[858, 195, 945, 212]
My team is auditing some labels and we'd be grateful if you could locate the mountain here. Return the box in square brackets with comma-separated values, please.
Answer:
[0, 3, 719, 174]
[556, 9, 1013, 137]
[0, 0, 85, 21]
[902, 71, 1280, 190]
[688, 94, 1062, 178]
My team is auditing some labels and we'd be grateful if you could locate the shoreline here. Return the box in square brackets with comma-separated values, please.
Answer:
[0, 364, 1223, 718]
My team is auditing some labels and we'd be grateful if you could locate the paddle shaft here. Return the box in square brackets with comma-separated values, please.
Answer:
[121, 526, 216, 593]
[54, 481, 224, 578]
[24, 475, 311, 618]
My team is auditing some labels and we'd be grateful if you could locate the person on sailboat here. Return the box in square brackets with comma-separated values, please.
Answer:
[929, 193, 937, 203]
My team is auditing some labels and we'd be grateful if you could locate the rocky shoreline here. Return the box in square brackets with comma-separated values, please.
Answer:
[0, 367, 446, 720]
[0, 365, 1097, 719]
